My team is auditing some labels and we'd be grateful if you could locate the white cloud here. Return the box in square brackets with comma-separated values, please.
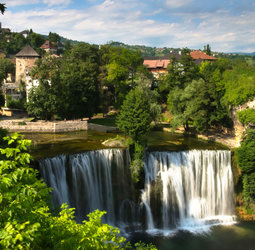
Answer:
[6, 0, 71, 7]
[2, 1, 255, 52]
[165, 0, 193, 9]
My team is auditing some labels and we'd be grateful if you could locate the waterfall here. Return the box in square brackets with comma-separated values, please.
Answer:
[39, 149, 236, 234]
[39, 149, 134, 226]
[142, 150, 236, 233]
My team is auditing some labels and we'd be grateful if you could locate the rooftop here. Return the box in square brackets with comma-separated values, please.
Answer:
[16, 45, 40, 57]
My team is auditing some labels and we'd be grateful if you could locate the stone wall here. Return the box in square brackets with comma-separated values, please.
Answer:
[87, 123, 117, 133]
[15, 57, 38, 84]
[232, 97, 255, 146]
[0, 120, 88, 132]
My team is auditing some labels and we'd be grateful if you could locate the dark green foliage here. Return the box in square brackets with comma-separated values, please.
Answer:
[48, 32, 61, 43]
[6, 95, 24, 109]
[222, 61, 255, 106]
[237, 108, 255, 126]
[28, 32, 46, 52]
[117, 88, 152, 143]
[27, 43, 100, 120]
[100, 45, 144, 108]
[166, 48, 200, 131]
[0, 91, 4, 107]
[203, 44, 212, 56]
[237, 130, 255, 201]
[0, 32, 27, 55]
[0, 58, 15, 85]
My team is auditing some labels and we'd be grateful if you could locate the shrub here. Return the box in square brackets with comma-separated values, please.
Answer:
[237, 108, 255, 126]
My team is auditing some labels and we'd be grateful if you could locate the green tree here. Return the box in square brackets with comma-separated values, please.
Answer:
[27, 56, 61, 120]
[237, 130, 255, 201]
[117, 88, 152, 143]
[28, 32, 46, 50]
[102, 46, 143, 107]
[48, 32, 60, 44]
[203, 44, 212, 56]
[166, 48, 200, 131]
[222, 61, 255, 107]
[117, 88, 152, 182]
[27, 43, 100, 120]
[0, 58, 15, 85]
[237, 108, 255, 126]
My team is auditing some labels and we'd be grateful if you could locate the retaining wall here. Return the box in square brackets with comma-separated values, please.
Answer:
[0, 120, 88, 132]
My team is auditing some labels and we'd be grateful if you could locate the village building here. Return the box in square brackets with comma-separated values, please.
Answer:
[15, 45, 40, 84]
[143, 50, 217, 77]
[20, 30, 30, 39]
[143, 53, 181, 78]
[40, 40, 57, 54]
[1, 45, 40, 106]
[190, 50, 217, 64]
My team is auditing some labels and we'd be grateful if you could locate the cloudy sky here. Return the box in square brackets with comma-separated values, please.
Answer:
[1, 0, 255, 52]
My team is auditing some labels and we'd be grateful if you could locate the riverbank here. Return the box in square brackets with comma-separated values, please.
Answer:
[0, 116, 239, 148]
[0, 117, 88, 132]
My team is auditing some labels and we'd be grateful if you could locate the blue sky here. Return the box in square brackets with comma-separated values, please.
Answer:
[1, 0, 255, 52]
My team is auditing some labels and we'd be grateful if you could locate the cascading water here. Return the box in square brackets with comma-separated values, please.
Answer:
[142, 150, 236, 234]
[39, 149, 236, 235]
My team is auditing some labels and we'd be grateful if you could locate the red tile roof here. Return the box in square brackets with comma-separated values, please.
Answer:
[143, 59, 170, 69]
[190, 50, 216, 60]
[40, 41, 57, 50]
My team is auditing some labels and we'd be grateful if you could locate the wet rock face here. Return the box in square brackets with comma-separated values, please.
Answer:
[232, 97, 255, 145]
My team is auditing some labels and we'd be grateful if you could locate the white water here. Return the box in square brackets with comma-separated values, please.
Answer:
[142, 150, 236, 234]
[39, 149, 236, 234]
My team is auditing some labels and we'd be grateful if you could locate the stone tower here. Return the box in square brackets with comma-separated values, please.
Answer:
[15, 45, 40, 84]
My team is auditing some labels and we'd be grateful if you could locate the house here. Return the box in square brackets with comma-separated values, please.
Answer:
[143, 51, 217, 77]
[143, 53, 181, 78]
[20, 30, 30, 39]
[40, 40, 57, 54]
[190, 50, 217, 64]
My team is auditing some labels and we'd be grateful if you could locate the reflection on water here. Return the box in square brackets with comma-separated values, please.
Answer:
[130, 222, 255, 250]
[25, 130, 228, 159]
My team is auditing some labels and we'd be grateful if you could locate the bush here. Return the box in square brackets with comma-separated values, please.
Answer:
[0, 91, 4, 107]
[237, 129, 255, 202]
[237, 108, 255, 126]
[6, 95, 24, 109]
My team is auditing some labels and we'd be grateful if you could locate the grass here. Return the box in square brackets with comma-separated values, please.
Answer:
[88, 116, 117, 127]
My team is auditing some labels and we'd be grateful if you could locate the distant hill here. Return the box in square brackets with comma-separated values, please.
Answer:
[232, 52, 255, 56]
[105, 41, 181, 57]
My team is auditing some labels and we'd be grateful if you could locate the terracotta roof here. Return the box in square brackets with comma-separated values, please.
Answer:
[40, 41, 57, 50]
[143, 59, 170, 69]
[190, 50, 216, 60]
[16, 45, 40, 57]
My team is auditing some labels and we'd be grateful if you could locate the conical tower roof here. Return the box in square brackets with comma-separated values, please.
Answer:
[16, 45, 40, 57]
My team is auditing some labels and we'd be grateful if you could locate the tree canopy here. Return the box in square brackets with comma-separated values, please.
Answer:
[27, 43, 100, 120]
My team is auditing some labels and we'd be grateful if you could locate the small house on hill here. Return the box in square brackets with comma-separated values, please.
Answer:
[190, 50, 217, 64]
[143, 53, 181, 78]
[20, 30, 30, 39]
[40, 40, 57, 54]
[143, 51, 217, 77]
